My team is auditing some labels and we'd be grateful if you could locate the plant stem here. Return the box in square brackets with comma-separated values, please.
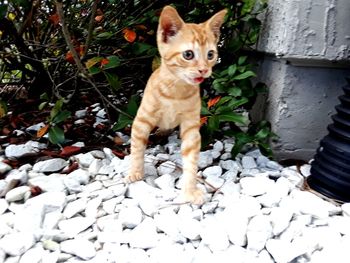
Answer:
[55, 1, 132, 119]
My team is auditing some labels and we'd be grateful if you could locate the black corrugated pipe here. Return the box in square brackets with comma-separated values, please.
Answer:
[307, 78, 350, 202]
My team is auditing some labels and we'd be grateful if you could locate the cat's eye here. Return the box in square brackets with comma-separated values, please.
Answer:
[207, 50, 215, 60]
[182, 50, 194, 60]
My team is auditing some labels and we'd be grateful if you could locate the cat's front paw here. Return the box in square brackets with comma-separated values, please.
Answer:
[183, 187, 204, 205]
[125, 171, 144, 183]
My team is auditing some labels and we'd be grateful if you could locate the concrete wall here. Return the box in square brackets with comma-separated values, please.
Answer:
[256, 0, 350, 160]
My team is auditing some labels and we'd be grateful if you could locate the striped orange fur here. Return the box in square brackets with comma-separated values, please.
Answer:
[126, 5, 227, 204]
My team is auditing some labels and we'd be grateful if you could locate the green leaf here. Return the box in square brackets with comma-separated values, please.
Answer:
[103, 56, 121, 70]
[218, 112, 248, 124]
[38, 102, 47, 111]
[258, 142, 274, 158]
[126, 95, 139, 116]
[228, 87, 242, 97]
[255, 127, 271, 140]
[231, 132, 253, 158]
[49, 126, 65, 145]
[52, 110, 71, 124]
[0, 100, 8, 118]
[201, 105, 211, 115]
[132, 42, 156, 56]
[88, 66, 102, 75]
[228, 64, 237, 76]
[215, 96, 232, 108]
[228, 97, 249, 109]
[40, 92, 49, 100]
[0, 5, 7, 19]
[85, 57, 103, 69]
[212, 80, 226, 93]
[207, 115, 220, 131]
[104, 72, 121, 91]
[233, 71, 256, 80]
[238, 56, 248, 65]
[50, 99, 64, 120]
[112, 115, 132, 131]
[96, 32, 113, 39]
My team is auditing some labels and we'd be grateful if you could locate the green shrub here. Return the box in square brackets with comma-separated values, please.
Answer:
[0, 0, 274, 156]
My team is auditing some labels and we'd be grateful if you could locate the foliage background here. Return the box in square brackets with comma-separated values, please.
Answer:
[0, 0, 274, 157]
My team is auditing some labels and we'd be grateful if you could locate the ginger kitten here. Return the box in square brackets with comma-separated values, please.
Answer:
[126, 5, 227, 204]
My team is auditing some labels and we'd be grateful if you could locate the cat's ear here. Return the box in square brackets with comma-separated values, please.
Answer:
[205, 9, 227, 39]
[158, 5, 184, 43]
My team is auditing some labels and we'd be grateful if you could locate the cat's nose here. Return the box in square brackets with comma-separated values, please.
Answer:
[198, 69, 208, 75]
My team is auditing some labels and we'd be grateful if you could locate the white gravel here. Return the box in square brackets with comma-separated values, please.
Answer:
[0, 131, 349, 263]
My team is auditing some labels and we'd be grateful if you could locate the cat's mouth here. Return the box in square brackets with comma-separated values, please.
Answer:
[193, 77, 204, 84]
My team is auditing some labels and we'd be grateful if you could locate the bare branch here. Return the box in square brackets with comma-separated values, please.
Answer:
[55, 1, 132, 119]
[83, 0, 99, 59]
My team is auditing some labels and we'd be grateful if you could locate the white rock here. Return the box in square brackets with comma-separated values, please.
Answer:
[148, 242, 189, 263]
[221, 213, 248, 247]
[66, 169, 90, 185]
[32, 158, 67, 173]
[119, 206, 143, 229]
[88, 159, 102, 175]
[270, 207, 294, 236]
[202, 166, 222, 178]
[211, 150, 221, 159]
[154, 213, 184, 243]
[29, 174, 66, 193]
[84, 181, 103, 193]
[0, 232, 36, 256]
[144, 163, 158, 177]
[246, 215, 273, 253]
[213, 141, 224, 152]
[63, 177, 82, 194]
[75, 109, 87, 118]
[42, 210, 63, 230]
[219, 181, 241, 198]
[342, 203, 350, 217]
[201, 201, 218, 214]
[221, 170, 238, 182]
[0, 249, 5, 263]
[220, 153, 231, 160]
[240, 176, 274, 197]
[19, 244, 44, 263]
[201, 217, 230, 251]
[157, 161, 176, 175]
[5, 169, 28, 184]
[58, 216, 95, 236]
[5, 186, 31, 202]
[154, 174, 175, 189]
[241, 156, 257, 169]
[279, 214, 312, 242]
[299, 164, 311, 177]
[256, 155, 270, 167]
[198, 151, 213, 169]
[126, 181, 161, 200]
[224, 142, 233, 153]
[26, 122, 46, 133]
[63, 198, 87, 218]
[156, 153, 170, 161]
[329, 216, 350, 235]
[291, 190, 334, 219]
[128, 217, 160, 249]
[266, 160, 283, 170]
[266, 239, 292, 263]
[0, 162, 11, 174]
[0, 180, 7, 194]
[85, 197, 102, 218]
[205, 174, 225, 190]
[178, 218, 201, 240]
[0, 199, 9, 215]
[219, 160, 241, 172]
[97, 218, 123, 243]
[102, 197, 122, 214]
[257, 176, 291, 207]
[60, 238, 96, 260]
[281, 168, 304, 187]
[5, 141, 46, 159]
